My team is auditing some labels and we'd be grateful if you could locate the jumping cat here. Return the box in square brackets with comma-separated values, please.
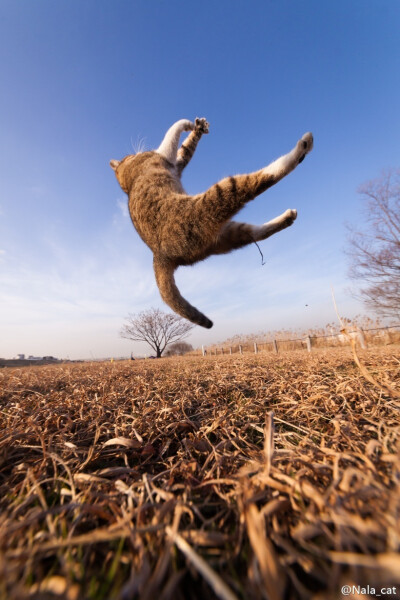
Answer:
[110, 118, 313, 328]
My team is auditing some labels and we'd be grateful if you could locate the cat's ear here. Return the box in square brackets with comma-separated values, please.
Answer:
[109, 159, 120, 171]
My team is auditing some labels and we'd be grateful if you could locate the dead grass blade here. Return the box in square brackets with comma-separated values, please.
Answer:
[242, 498, 285, 600]
[166, 526, 239, 600]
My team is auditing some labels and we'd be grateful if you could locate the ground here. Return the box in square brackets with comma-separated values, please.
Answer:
[1, 347, 399, 600]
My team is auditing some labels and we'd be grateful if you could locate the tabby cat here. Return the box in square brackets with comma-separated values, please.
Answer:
[110, 118, 313, 328]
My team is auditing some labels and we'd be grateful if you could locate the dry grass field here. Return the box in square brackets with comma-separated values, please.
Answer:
[1, 348, 400, 600]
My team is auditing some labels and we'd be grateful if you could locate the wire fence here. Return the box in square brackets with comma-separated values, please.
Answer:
[199, 324, 400, 356]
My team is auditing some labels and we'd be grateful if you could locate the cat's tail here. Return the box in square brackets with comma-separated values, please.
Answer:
[153, 257, 213, 329]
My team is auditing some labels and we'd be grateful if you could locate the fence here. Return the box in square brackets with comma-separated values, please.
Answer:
[200, 325, 400, 356]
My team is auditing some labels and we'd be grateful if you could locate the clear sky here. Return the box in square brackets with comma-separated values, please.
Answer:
[1, 1, 399, 359]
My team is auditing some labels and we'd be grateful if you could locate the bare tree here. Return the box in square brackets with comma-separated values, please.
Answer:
[120, 308, 194, 358]
[347, 169, 400, 319]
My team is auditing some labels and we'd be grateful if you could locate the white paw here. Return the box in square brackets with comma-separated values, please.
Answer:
[283, 208, 297, 225]
[184, 120, 196, 132]
[297, 132, 313, 164]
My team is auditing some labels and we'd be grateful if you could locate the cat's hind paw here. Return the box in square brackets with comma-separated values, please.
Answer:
[283, 208, 297, 226]
[297, 132, 313, 164]
[195, 117, 209, 134]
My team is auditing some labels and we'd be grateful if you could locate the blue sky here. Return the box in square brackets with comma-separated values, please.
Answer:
[0, 1, 399, 359]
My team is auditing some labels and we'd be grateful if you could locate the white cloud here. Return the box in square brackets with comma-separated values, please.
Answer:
[116, 197, 129, 219]
[0, 197, 365, 359]
[0, 199, 161, 358]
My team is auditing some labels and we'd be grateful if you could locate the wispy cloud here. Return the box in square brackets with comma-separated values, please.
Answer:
[0, 200, 160, 358]
[0, 194, 364, 359]
[116, 197, 129, 219]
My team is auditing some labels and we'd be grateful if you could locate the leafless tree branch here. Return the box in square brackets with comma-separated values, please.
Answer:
[120, 308, 194, 358]
[346, 169, 400, 319]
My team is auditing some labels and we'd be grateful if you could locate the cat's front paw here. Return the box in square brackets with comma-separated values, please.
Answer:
[297, 132, 313, 164]
[195, 117, 209, 134]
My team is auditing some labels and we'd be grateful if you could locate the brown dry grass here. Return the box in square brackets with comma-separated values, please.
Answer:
[1, 347, 400, 600]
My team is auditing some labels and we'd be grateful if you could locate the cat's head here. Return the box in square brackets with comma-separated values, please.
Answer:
[109, 155, 136, 193]
[110, 151, 158, 193]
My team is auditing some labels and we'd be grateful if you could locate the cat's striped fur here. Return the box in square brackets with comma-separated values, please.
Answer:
[110, 118, 313, 328]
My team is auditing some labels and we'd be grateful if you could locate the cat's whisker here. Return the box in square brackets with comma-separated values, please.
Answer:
[131, 135, 146, 154]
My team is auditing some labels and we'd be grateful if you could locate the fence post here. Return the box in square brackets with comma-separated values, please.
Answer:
[239, 345, 242, 355]
[306, 336, 312, 353]
[254, 342, 258, 354]
[230, 347, 232, 355]
[273, 340, 278, 354]
[202, 345, 206, 356]
[358, 329, 367, 349]
[385, 327, 393, 345]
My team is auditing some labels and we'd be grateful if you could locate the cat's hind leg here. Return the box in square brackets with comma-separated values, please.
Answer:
[191, 132, 313, 227]
[212, 210, 297, 255]
[252, 209, 297, 241]
[262, 133, 313, 181]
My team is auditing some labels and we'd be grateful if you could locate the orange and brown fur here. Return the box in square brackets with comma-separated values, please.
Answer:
[110, 118, 313, 328]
